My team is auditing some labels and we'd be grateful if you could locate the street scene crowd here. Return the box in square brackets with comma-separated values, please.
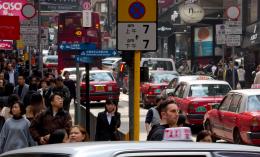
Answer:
[0, 54, 260, 154]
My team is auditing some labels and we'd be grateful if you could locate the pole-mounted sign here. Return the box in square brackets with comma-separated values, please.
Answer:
[117, 0, 157, 51]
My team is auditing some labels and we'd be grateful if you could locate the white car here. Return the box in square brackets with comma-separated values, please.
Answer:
[141, 58, 176, 71]
[102, 57, 122, 71]
[2, 142, 260, 157]
[61, 67, 85, 81]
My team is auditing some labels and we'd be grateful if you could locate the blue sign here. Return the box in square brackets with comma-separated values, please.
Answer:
[59, 43, 96, 51]
[129, 2, 145, 19]
[75, 56, 93, 63]
[80, 50, 118, 57]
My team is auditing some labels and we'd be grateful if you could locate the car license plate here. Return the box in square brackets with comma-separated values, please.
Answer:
[196, 106, 207, 112]
[155, 89, 161, 93]
[95, 86, 104, 92]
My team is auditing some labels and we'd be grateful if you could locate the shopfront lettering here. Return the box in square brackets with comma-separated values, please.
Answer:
[0, 2, 22, 11]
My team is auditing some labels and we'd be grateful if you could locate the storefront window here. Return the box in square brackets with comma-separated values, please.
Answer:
[248, 0, 258, 24]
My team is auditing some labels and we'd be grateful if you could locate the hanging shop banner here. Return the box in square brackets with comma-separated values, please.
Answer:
[0, 41, 13, 50]
[0, 0, 28, 21]
[194, 26, 213, 57]
[0, 16, 20, 40]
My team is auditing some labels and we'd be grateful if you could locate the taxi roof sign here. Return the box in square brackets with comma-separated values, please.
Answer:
[117, 0, 157, 22]
[163, 127, 192, 141]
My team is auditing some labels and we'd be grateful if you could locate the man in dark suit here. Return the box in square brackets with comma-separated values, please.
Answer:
[14, 75, 29, 102]
[95, 99, 121, 141]
[225, 62, 239, 89]
[4, 63, 18, 86]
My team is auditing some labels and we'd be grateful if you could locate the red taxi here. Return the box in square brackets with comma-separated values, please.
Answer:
[141, 70, 179, 108]
[204, 89, 260, 145]
[172, 80, 231, 125]
[80, 70, 120, 105]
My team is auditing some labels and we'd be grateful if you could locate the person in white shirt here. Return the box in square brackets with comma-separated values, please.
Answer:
[237, 66, 246, 89]
[254, 65, 260, 84]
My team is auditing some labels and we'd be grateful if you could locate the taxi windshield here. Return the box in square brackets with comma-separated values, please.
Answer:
[247, 95, 260, 111]
[150, 73, 178, 83]
[87, 72, 114, 82]
[189, 84, 231, 97]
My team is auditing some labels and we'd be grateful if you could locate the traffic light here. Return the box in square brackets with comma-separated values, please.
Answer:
[140, 67, 149, 82]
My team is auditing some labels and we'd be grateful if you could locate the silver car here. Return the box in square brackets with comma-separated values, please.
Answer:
[1, 142, 260, 157]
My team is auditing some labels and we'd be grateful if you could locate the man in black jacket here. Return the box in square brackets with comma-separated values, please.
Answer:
[147, 100, 180, 141]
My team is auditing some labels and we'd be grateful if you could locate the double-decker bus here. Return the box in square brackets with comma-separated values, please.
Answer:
[57, 12, 102, 72]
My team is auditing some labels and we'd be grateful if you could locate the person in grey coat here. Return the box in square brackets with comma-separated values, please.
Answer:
[14, 75, 29, 102]
[0, 101, 36, 153]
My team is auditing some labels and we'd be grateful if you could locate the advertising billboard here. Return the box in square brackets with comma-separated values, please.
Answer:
[194, 26, 213, 57]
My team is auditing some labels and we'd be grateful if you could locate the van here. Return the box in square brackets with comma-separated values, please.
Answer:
[140, 58, 176, 71]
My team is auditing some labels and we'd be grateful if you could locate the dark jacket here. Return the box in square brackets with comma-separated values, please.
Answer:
[13, 84, 29, 102]
[52, 86, 71, 111]
[29, 107, 72, 144]
[225, 68, 239, 89]
[4, 71, 18, 86]
[95, 111, 121, 141]
[63, 79, 76, 99]
[147, 124, 169, 141]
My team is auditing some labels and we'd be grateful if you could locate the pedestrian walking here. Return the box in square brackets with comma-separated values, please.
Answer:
[38, 79, 52, 107]
[4, 63, 18, 86]
[48, 129, 69, 144]
[0, 101, 36, 153]
[29, 93, 72, 145]
[225, 62, 239, 89]
[63, 71, 76, 101]
[95, 99, 121, 141]
[147, 100, 179, 141]
[52, 77, 71, 112]
[254, 64, 260, 84]
[69, 125, 89, 142]
[0, 101, 5, 132]
[145, 95, 162, 134]
[0, 94, 19, 120]
[26, 92, 46, 122]
[14, 74, 29, 102]
[196, 130, 212, 143]
[237, 66, 246, 89]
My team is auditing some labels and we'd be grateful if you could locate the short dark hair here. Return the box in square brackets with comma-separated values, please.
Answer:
[10, 101, 26, 115]
[48, 129, 67, 144]
[157, 99, 177, 117]
[56, 76, 63, 82]
[18, 74, 25, 79]
[105, 99, 115, 105]
[63, 71, 70, 76]
[50, 93, 63, 102]
[196, 130, 211, 142]
[7, 94, 19, 107]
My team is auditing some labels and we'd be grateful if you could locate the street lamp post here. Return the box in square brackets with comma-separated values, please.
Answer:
[37, 0, 43, 77]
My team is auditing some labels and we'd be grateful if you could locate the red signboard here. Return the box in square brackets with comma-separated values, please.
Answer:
[0, 41, 13, 50]
[0, 16, 20, 40]
[0, 0, 28, 21]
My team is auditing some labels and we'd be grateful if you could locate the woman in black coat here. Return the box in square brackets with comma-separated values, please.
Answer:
[95, 99, 121, 141]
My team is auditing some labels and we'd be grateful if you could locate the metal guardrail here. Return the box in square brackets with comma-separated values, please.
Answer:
[74, 102, 128, 141]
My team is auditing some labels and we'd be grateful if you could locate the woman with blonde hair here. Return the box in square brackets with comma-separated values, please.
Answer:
[69, 125, 89, 142]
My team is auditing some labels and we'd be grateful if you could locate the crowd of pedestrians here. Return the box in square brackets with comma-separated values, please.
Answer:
[0, 61, 122, 154]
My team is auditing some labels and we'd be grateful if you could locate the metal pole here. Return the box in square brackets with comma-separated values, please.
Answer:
[232, 46, 235, 89]
[75, 62, 81, 125]
[128, 53, 134, 140]
[85, 63, 90, 136]
[133, 51, 140, 141]
[37, 0, 43, 77]
[28, 46, 32, 76]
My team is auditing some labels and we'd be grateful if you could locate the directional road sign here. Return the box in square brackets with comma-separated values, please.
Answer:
[75, 56, 93, 63]
[59, 43, 96, 51]
[80, 50, 118, 57]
